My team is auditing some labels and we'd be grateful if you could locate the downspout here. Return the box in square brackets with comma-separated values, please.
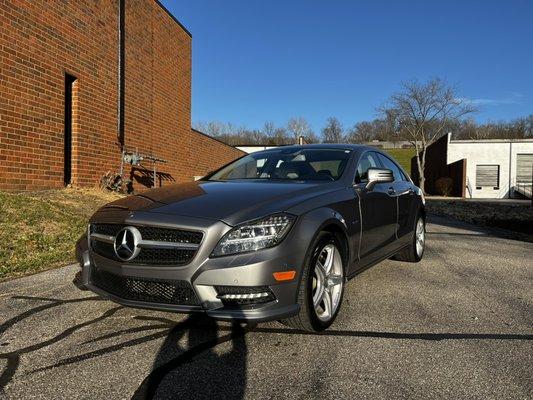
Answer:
[508, 142, 512, 199]
[117, 0, 125, 151]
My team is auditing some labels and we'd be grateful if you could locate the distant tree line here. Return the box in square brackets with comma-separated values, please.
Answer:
[193, 118, 319, 146]
[194, 111, 532, 147]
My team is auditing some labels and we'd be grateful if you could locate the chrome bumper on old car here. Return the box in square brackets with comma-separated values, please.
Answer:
[75, 210, 303, 322]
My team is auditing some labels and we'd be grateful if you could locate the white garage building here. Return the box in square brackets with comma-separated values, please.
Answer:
[235, 145, 280, 154]
[445, 133, 533, 199]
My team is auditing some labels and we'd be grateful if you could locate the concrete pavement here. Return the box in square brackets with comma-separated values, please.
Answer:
[1, 216, 532, 399]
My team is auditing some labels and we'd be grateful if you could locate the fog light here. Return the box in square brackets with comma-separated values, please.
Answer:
[215, 285, 275, 306]
[218, 292, 270, 300]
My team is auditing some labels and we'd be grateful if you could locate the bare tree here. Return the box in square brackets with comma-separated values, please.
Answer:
[304, 131, 320, 143]
[287, 117, 314, 143]
[262, 121, 276, 137]
[526, 114, 533, 137]
[381, 109, 400, 144]
[321, 117, 344, 143]
[381, 78, 476, 193]
[275, 127, 293, 145]
[346, 121, 374, 143]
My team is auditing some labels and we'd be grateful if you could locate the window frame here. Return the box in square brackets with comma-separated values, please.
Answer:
[375, 153, 406, 183]
[354, 151, 380, 184]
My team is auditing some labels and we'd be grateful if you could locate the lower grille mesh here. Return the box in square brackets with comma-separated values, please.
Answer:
[91, 268, 200, 306]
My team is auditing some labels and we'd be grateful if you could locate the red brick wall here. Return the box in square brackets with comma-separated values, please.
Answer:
[0, 0, 244, 192]
[188, 129, 245, 178]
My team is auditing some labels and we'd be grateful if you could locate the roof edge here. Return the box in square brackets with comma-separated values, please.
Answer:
[234, 144, 291, 147]
[191, 128, 246, 153]
[449, 138, 533, 144]
[154, 0, 192, 37]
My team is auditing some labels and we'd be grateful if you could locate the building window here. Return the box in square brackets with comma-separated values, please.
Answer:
[476, 165, 499, 189]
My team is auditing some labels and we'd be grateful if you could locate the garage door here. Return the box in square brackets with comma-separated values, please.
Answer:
[516, 154, 533, 183]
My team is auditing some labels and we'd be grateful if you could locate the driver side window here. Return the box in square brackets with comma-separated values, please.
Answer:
[376, 153, 404, 182]
[354, 152, 378, 184]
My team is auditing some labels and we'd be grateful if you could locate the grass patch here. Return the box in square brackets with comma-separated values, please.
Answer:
[383, 148, 416, 175]
[0, 188, 123, 281]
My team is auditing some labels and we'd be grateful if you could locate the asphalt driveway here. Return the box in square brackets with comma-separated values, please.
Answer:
[1, 216, 532, 399]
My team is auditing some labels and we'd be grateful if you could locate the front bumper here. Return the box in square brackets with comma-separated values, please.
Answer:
[75, 210, 309, 322]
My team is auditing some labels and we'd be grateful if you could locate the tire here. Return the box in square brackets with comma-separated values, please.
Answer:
[394, 214, 425, 262]
[281, 231, 346, 332]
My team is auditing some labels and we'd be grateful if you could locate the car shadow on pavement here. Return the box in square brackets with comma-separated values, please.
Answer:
[131, 315, 249, 400]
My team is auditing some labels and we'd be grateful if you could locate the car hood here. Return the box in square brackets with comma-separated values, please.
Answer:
[99, 180, 343, 226]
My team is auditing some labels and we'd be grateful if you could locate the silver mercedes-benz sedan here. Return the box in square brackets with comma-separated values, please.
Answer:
[75, 144, 425, 331]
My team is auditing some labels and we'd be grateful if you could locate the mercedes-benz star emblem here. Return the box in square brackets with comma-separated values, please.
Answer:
[113, 226, 142, 261]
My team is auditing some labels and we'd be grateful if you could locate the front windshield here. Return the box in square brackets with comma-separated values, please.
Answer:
[206, 148, 352, 182]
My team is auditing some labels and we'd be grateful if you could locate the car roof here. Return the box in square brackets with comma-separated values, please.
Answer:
[252, 143, 377, 153]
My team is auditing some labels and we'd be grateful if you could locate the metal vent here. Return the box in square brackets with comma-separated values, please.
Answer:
[516, 154, 533, 184]
[476, 165, 499, 188]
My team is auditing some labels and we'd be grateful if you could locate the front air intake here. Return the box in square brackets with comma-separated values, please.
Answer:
[91, 267, 200, 306]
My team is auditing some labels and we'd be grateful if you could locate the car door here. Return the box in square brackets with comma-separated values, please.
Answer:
[376, 153, 417, 239]
[354, 151, 397, 263]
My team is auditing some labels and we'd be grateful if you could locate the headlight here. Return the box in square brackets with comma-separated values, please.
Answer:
[211, 213, 295, 257]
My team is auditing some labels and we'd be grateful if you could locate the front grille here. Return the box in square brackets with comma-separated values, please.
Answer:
[90, 241, 197, 265]
[92, 224, 203, 244]
[90, 224, 203, 265]
[91, 267, 200, 306]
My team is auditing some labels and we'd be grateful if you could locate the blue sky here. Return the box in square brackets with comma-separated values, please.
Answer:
[161, 0, 533, 132]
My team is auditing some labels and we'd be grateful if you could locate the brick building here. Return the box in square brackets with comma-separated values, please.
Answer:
[0, 0, 244, 191]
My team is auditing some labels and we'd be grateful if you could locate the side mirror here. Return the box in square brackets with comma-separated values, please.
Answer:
[365, 168, 394, 191]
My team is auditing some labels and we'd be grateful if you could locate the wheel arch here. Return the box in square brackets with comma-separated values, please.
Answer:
[298, 207, 352, 274]
[319, 222, 350, 272]
[419, 204, 426, 222]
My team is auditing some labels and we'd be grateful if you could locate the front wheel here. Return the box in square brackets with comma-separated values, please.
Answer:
[281, 232, 346, 332]
[394, 215, 425, 262]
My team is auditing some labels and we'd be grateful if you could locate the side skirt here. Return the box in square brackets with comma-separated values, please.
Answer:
[346, 241, 410, 281]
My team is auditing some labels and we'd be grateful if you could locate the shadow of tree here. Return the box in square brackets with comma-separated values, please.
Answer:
[428, 214, 533, 243]
[0, 295, 106, 391]
[2, 295, 531, 399]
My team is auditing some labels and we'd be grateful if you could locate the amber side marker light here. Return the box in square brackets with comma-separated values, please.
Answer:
[273, 270, 296, 281]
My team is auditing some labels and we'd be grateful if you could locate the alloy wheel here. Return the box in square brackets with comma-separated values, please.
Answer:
[311, 243, 344, 322]
[415, 218, 425, 257]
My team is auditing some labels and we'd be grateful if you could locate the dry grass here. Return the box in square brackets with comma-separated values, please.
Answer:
[0, 188, 123, 281]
